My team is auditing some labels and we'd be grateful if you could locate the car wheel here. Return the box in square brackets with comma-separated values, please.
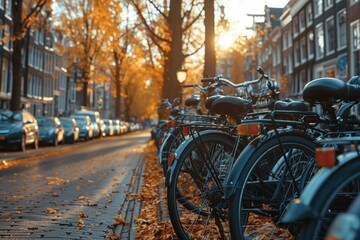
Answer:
[19, 134, 26, 152]
[33, 134, 39, 149]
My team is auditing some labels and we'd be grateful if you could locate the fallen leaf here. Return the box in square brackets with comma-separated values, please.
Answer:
[46, 207, 57, 214]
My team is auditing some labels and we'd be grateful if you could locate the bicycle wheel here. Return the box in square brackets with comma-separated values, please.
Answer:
[300, 158, 360, 240]
[167, 132, 241, 239]
[229, 133, 316, 240]
[159, 127, 185, 175]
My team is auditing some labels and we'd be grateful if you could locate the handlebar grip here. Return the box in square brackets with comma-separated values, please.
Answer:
[182, 84, 197, 88]
[201, 77, 215, 83]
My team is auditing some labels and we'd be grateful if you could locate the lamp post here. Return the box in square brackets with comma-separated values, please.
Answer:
[176, 68, 187, 104]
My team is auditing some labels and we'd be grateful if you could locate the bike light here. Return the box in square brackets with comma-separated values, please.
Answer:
[168, 153, 176, 166]
[167, 121, 177, 128]
[237, 124, 261, 136]
[315, 147, 337, 167]
[182, 126, 189, 136]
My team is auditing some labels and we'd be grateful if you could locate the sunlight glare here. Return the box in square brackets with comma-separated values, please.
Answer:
[217, 32, 234, 50]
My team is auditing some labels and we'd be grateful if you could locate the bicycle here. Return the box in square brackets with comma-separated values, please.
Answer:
[227, 76, 360, 239]
[166, 67, 281, 239]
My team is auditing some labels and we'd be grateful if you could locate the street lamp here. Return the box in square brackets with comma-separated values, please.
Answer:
[176, 68, 187, 84]
[176, 68, 187, 104]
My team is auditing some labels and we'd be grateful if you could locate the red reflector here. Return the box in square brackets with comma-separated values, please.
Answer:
[182, 126, 189, 136]
[316, 147, 336, 167]
[168, 153, 176, 166]
[167, 121, 177, 128]
[237, 124, 261, 136]
[159, 137, 164, 145]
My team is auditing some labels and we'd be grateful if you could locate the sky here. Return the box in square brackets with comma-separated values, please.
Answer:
[222, 0, 289, 37]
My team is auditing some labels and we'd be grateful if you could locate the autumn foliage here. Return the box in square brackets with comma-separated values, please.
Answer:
[135, 141, 176, 239]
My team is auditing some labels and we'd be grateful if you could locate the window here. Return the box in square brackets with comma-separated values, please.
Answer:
[307, 31, 315, 59]
[315, 23, 324, 59]
[300, 37, 307, 63]
[306, 4, 313, 27]
[350, 0, 359, 6]
[294, 41, 300, 66]
[326, 17, 335, 55]
[283, 31, 287, 50]
[3, 24, 10, 50]
[325, 0, 333, 11]
[337, 9, 347, 50]
[5, 0, 12, 18]
[0, 0, 4, 9]
[314, 0, 323, 18]
[294, 70, 306, 94]
[350, 20, 360, 75]
[293, 16, 299, 37]
[299, 11, 305, 32]
[288, 30, 293, 47]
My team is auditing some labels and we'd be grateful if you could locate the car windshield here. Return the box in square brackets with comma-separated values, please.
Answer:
[61, 120, 72, 127]
[37, 118, 53, 127]
[75, 118, 86, 124]
[0, 111, 21, 122]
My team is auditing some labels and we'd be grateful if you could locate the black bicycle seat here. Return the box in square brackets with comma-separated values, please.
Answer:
[303, 78, 347, 103]
[184, 97, 200, 108]
[212, 96, 252, 117]
[205, 95, 222, 110]
[274, 99, 309, 112]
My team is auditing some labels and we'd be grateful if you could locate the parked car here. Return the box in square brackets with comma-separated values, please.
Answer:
[70, 115, 93, 140]
[103, 119, 114, 136]
[37, 117, 65, 146]
[112, 119, 121, 135]
[120, 121, 129, 134]
[0, 110, 39, 151]
[59, 117, 79, 144]
[73, 110, 105, 138]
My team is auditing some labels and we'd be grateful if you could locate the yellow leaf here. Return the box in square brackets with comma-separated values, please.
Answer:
[46, 207, 56, 214]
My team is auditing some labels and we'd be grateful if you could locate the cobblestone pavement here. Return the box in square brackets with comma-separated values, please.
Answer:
[0, 131, 154, 239]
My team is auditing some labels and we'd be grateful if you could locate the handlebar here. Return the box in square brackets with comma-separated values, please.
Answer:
[200, 66, 276, 90]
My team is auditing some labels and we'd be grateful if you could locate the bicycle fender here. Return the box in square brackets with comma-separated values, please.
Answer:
[224, 129, 314, 199]
[281, 151, 360, 223]
[158, 127, 181, 165]
[165, 130, 235, 187]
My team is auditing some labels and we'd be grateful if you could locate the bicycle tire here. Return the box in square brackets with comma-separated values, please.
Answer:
[167, 132, 240, 239]
[300, 158, 360, 240]
[228, 134, 316, 240]
[159, 127, 185, 175]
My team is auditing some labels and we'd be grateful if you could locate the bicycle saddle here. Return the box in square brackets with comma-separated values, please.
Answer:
[274, 98, 309, 112]
[205, 95, 222, 110]
[184, 97, 200, 108]
[212, 96, 252, 117]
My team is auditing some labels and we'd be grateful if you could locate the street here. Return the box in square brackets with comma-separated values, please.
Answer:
[0, 131, 150, 239]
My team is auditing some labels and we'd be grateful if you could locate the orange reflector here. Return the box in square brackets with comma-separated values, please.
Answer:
[315, 147, 336, 167]
[168, 153, 176, 166]
[237, 124, 261, 136]
[167, 121, 177, 128]
[182, 126, 189, 136]
[159, 137, 164, 145]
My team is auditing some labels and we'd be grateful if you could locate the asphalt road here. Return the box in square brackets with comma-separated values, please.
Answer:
[0, 130, 150, 239]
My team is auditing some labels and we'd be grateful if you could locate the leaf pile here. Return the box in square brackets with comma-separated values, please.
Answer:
[135, 141, 176, 239]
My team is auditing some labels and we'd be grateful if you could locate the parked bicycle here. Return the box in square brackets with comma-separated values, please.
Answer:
[227, 76, 360, 239]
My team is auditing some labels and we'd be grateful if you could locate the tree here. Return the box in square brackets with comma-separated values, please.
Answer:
[130, 0, 204, 102]
[10, 0, 51, 111]
[53, 0, 112, 108]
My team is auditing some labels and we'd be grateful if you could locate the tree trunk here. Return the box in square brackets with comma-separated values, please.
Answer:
[204, 0, 216, 77]
[161, 0, 184, 102]
[82, 70, 90, 108]
[10, 0, 24, 111]
[113, 51, 121, 119]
